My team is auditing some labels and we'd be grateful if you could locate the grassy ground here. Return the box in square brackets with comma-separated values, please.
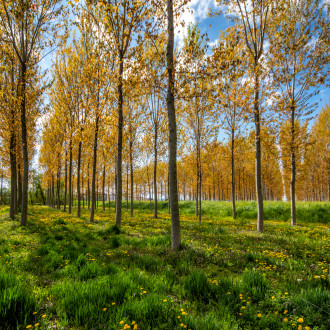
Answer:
[0, 202, 329, 330]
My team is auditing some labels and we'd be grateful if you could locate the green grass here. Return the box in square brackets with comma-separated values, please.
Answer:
[0, 203, 329, 329]
[106, 200, 330, 223]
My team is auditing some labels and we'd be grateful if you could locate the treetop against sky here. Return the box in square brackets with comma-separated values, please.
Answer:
[38, 0, 329, 116]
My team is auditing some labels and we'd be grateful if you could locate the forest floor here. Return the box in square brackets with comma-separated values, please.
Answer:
[0, 202, 329, 330]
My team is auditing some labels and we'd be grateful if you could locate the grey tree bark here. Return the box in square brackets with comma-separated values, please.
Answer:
[167, 0, 181, 249]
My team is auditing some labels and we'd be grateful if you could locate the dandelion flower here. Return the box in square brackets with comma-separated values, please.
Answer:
[103, 308, 107, 311]
[297, 318, 304, 323]
[41, 315, 46, 318]
[26, 326, 32, 329]
[35, 324, 40, 327]
[258, 313, 262, 317]
[284, 318, 288, 322]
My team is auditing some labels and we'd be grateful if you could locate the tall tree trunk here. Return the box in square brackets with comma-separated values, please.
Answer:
[90, 118, 99, 222]
[167, 0, 181, 249]
[20, 63, 28, 226]
[103, 164, 105, 212]
[10, 129, 17, 219]
[108, 181, 110, 209]
[126, 163, 129, 210]
[51, 174, 55, 208]
[88, 162, 90, 210]
[147, 164, 152, 211]
[82, 165, 85, 209]
[77, 137, 82, 218]
[290, 102, 296, 226]
[69, 137, 73, 214]
[195, 164, 199, 217]
[231, 128, 236, 219]
[9, 63, 17, 219]
[0, 173, 3, 205]
[64, 149, 67, 212]
[18, 162, 22, 212]
[115, 52, 124, 226]
[254, 68, 264, 232]
[154, 124, 158, 218]
[130, 138, 134, 216]
[57, 161, 61, 210]
[198, 159, 202, 224]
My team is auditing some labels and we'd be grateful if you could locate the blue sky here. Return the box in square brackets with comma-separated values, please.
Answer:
[176, 0, 329, 116]
[39, 0, 329, 121]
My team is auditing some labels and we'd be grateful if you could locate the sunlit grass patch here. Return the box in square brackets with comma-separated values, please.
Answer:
[0, 203, 329, 329]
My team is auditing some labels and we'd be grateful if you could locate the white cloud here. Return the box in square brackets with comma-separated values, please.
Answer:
[175, 0, 218, 49]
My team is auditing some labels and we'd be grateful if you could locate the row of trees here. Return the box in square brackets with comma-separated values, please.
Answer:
[0, 0, 329, 249]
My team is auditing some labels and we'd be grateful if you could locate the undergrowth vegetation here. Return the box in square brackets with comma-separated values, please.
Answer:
[0, 203, 329, 329]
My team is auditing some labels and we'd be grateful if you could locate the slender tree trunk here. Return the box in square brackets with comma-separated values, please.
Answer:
[147, 165, 152, 212]
[20, 63, 28, 226]
[115, 52, 124, 226]
[290, 102, 296, 226]
[10, 129, 17, 219]
[64, 149, 67, 212]
[9, 63, 17, 218]
[130, 138, 134, 216]
[18, 163, 22, 212]
[57, 161, 61, 210]
[154, 125, 158, 218]
[167, 0, 181, 249]
[198, 160, 202, 224]
[77, 138, 82, 218]
[82, 165, 85, 209]
[90, 118, 99, 222]
[168, 173, 171, 214]
[103, 164, 105, 212]
[108, 181, 110, 210]
[0, 174, 3, 205]
[88, 162, 90, 210]
[195, 163, 199, 217]
[231, 128, 236, 219]
[52, 175, 55, 208]
[69, 137, 73, 214]
[126, 163, 129, 210]
[254, 68, 264, 232]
